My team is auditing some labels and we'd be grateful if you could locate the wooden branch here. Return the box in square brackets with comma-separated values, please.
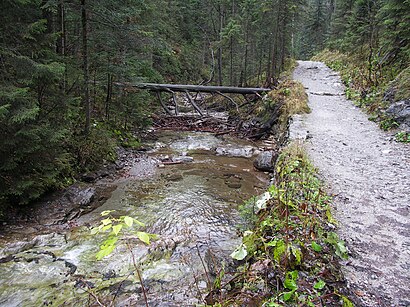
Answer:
[216, 91, 239, 112]
[156, 91, 172, 115]
[253, 92, 263, 99]
[166, 89, 179, 115]
[185, 90, 204, 117]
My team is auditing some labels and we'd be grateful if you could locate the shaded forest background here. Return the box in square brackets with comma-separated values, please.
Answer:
[0, 0, 409, 211]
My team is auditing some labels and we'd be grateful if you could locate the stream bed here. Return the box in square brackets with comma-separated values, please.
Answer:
[0, 131, 269, 306]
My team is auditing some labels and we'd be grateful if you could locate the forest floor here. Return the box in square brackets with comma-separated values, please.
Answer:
[291, 61, 410, 306]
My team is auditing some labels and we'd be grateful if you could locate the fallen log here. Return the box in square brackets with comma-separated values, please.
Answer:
[161, 161, 183, 165]
[115, 82, 271, 94]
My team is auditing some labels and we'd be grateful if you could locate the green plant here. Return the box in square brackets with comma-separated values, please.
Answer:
[91, 210, 154, 260]
[395, 131, 410, 143]
[90, 210, 156, 307]
[379, 118, 399, 131]
[222, 142, 351, 306]
[324, 232, 348, 260]
[282, 270, 299, 301]
[113, 129, 142, 149]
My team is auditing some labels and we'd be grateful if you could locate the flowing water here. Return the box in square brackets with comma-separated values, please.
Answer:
[0, 131, 269, 306]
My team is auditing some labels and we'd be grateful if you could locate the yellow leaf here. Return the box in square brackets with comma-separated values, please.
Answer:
[124, 216, 133, 227]
[112, 224, 122, 235]
[137, 231, 150, 244]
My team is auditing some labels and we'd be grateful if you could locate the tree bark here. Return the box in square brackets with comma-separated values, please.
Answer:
[105, 73, 112, 120]
[81, 0, 91, 135]
[217, 3, 224, 86]
[185, 91, 204, 117]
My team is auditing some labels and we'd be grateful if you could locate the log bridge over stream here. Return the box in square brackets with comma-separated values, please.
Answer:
[115, 82, 271, 117]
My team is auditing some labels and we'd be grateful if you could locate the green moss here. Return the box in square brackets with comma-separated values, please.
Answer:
[263, 80, 309, 143]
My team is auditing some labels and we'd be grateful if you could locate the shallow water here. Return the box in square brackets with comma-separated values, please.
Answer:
[0, 132, 268, 306]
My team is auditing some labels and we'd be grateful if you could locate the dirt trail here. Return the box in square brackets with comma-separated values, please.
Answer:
[292, 61, 410, 306]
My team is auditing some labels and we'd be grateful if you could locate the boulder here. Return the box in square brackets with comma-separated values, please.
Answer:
[385, 99, 410, 131]
[253, 150, 277, 172]
[69, 187, 96, 207]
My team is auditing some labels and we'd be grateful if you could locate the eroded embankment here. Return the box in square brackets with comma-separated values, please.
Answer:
[292, 61, 410, 306]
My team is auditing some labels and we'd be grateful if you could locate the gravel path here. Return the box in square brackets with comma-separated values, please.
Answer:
[291, 61, 410, 306]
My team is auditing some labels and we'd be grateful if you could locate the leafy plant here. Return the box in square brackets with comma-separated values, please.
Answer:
[230, 243, 248, 261]
[314, 279, 326, 290]
[379, 118, 399, 131]
[91, 210, 154, 260]
[220, 143, 352, 306]
[325, 232, 348, 260]
[395, 131, 410, 143]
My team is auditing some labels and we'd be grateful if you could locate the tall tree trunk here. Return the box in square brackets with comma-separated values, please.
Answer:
[217, 3, 224, 86]
[42, 0, 53, 33]
[272, 1, 282, 81]
[257, 47, 263, 86]
[217, 47, 223, 86]
[56, 0, 66, 55]
[81, 0, 90, 135]
[243, 25, 249, 87]
[56, 0, 66, 91]
[230, 36, 233, 85]
[105, 73, 112, 120]
[266, 40, 273, 85]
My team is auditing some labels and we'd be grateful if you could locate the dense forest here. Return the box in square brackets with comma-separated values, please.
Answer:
[1, 0, 409, 212]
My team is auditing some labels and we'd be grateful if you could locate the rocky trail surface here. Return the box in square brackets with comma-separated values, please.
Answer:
[291, 61, 410, 306]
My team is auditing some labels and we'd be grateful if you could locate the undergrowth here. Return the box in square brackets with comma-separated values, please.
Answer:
[271, 79, 309, 144]
[204, 142, 353, 306]
[249, 79, 309, 143]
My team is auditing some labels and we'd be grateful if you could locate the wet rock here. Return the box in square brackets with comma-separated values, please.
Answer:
[204, 249, 234, 277]
[253, 150, 277, 172]
[223, 173, 243, 189]
[160, 155, 172, 162]
[81, 172, 98, 182]
[0, 254, 15, 264]
[64, 260, 77, 275]
[69, 187, 95, 207]
[146, 238, 177, 262]
[174, 156, 194, 163]
[82, 165, 117, 182]
[1, 240, 37, 256]
[215, 146, 255, 158]
[385, 99, 410, 132]
[75, 279, 95, 289]
[226, 182, 241, 189]
[102, 269, 117, 280]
